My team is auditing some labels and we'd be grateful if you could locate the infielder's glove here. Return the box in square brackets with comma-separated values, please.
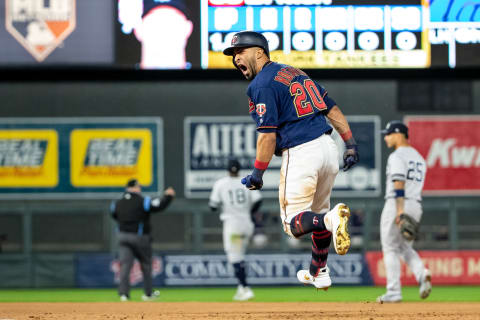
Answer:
[241, 168, 264, 190]
[398, 213, 419, 241]
[343, 144, 359, 171]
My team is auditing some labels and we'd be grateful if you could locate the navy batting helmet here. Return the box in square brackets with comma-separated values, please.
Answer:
[227, 159, 241, 174]
[223, 31, 270, 58]
[381, 120, 409, 138]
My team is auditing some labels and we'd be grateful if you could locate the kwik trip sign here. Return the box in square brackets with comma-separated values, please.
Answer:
[5, 0, 76, 62]
[405, 116, 480, 195]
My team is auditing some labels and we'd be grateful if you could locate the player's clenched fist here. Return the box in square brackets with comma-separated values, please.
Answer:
[241, 168, 264, 190]
[343, 144, 359, 171]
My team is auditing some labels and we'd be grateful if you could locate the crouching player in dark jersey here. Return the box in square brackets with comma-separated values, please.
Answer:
[223, 31, 359, 290]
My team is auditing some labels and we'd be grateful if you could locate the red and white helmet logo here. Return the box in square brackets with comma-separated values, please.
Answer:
[231, 35, 239, 45]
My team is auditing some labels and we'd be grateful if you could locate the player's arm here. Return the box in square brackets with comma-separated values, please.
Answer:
[242, 132, 276, 190]
[209, 182, 221, 212]
[256, 132, 276, 163]
[147, 187, 176, 213]
[110, 201, 118, 220]
[326, 105, 359, 171]
[393, 180, 406, 224]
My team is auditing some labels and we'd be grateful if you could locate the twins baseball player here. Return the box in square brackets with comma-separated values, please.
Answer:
[378, 121, 432, 303]
[223, 31, 359, 290]
[209, 159, 262, 301]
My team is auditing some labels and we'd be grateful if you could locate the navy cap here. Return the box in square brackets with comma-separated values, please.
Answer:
[126, 178, 140, 188]
[381, 120, 409, 138]
[227, 159, 241, 174]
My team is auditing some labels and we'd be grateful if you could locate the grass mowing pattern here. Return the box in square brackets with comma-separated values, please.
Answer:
[0, 286, 479, 303]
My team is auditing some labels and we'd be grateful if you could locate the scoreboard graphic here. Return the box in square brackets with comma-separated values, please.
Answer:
[202, 0, 480, 69]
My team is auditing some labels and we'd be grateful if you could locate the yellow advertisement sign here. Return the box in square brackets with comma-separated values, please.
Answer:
[0, 130, 58, 187]
[70, 129, 152, 187]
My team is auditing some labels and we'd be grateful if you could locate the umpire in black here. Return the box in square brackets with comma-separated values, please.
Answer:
[110, 178, 175, 301]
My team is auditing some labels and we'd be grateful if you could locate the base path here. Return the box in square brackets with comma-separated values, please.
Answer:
[1, 302, 480, 320]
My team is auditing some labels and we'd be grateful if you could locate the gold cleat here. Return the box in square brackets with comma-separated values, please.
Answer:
[333, 203, 351, 255]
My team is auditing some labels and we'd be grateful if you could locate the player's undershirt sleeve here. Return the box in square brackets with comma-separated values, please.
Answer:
[249, 87, 278, 133]
[390, 154, 406, 182]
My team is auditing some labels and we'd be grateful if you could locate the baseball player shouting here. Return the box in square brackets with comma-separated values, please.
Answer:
[209, 159, 262, 301]
[377, 121, 432, 303]
[223, 31, 359, 290]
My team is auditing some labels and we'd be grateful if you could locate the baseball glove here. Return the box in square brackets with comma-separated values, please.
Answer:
[398, 213, 419, 241]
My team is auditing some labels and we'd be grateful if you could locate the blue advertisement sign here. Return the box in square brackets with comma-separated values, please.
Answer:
[75, 253, 373, 287]
[184, 116, 380, 198]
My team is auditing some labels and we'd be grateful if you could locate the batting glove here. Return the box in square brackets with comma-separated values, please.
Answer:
[343, 144, 359, 171]
[241, 168, 265, 190]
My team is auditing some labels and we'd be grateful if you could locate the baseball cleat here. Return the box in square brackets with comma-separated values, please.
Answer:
[120, 295, 129, 302]
[326, 203, 351, 255]
[141, 290, 160, 301]
[233, 285, 254, 301]
[419, 269, 432, 299]
[376, 294, 402, 303]
[297, 266, 331, 290]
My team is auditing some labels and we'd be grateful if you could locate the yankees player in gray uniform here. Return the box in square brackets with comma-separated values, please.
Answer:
[377, 121, 432, 303]
[111, 179, 175, 301]
[209, 159, 262, 301]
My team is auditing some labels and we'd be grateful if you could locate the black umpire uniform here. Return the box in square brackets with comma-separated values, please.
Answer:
[110, 178, 175, 300]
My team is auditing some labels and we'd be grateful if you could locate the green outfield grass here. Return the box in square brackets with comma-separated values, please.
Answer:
[0, 286, 479, 303]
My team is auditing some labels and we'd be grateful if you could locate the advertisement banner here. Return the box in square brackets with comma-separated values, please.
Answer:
[76, 254, 164, 288]
[70, 129, 153, 187]
[184, 116, 380, 198]
[0, 118, 163, 199]
[365, 250, 480, 285]
[404, 116, 480, 195]
[0, 129, 58, 187]
[75, 253, 372, 287]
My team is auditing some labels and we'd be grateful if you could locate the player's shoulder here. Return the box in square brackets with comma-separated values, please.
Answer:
[248, 62, 286, 92]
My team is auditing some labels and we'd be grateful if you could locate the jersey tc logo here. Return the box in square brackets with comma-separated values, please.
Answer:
[256, 103, 266, 116]
[5, 0, 76, 62]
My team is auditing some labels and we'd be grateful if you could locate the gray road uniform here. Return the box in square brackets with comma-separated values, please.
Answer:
[381, 146, 428, 299]
[209, 176, 262, 263]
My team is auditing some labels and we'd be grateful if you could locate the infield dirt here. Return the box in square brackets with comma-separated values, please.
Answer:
[1, 302, 480, 319]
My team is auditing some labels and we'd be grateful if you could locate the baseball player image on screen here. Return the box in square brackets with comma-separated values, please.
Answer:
[377, 121, 432, 303]
[223, 31, 360, 290]
[209, 159, 262, 301]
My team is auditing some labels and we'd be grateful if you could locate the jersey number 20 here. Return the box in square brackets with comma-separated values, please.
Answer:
[290, 79, 327, 117]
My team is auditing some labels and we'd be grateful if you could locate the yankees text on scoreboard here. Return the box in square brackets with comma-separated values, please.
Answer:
[203, 0, 428, 68]
[203, 0, 480, 69]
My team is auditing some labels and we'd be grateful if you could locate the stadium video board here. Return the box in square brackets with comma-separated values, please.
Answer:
[203, 0, 480, 69]
[0, 0, 478, 69]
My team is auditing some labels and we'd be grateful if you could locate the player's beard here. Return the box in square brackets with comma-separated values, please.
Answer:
[245, 61, 257, 81]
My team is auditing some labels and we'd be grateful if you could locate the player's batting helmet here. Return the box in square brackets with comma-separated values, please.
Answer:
[223, 31, 270, 58]
[381, 120, 409, 138]
[227, 159, 241, 174]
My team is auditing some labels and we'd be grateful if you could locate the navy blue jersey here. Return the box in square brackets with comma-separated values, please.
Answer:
[247, 62, 336, 155]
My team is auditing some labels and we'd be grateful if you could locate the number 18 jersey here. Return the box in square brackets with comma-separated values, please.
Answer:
[209, 176, 262, 221]
[247, 62, 337, 155]
[385, 146, 427, 201]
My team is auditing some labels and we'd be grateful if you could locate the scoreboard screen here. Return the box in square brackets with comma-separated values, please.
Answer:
[202, 0, 480, 69]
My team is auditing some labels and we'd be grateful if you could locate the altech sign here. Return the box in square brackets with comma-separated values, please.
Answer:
[5, 0, 76, 62]
[405, 116, 480, 196]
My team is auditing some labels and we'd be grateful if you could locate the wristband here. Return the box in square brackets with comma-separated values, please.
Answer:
[340, 130, 353, 141]
[254, 160, 269, 170]
[394, 189, 405, 198]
